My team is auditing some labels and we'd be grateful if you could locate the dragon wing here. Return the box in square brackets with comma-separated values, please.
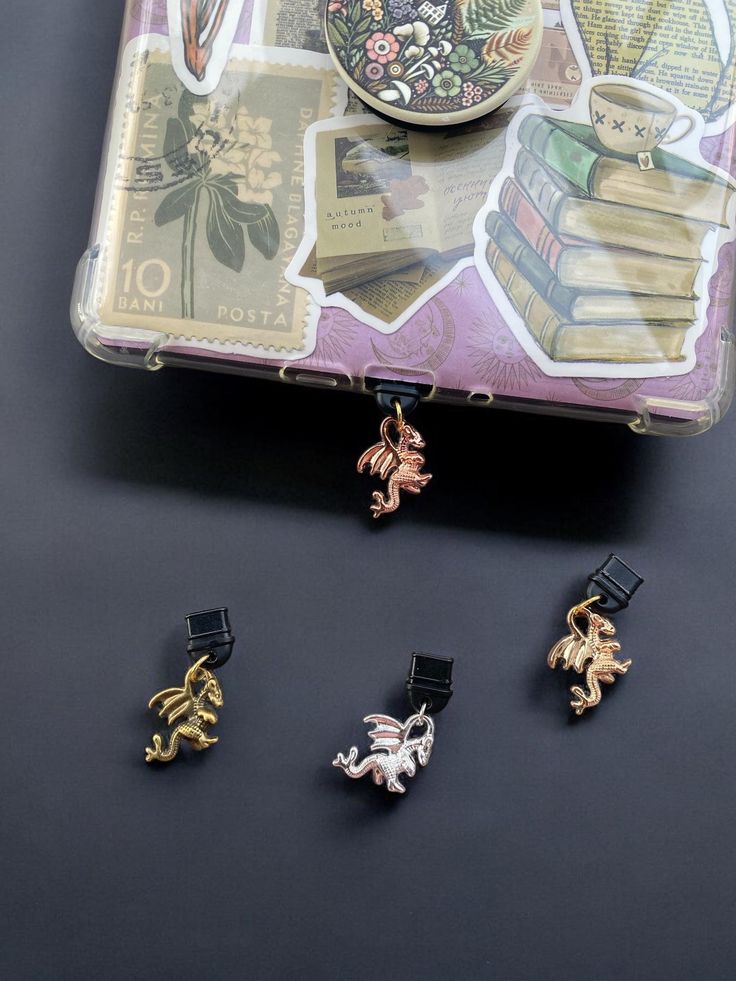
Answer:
[548, 634, 576, 669]
[547, 634, 590, 673]
[148, 656, 209, 724]
[148, 685, 194, 725]
[364, 714, 409, 752]
[357, 418, 400, 480]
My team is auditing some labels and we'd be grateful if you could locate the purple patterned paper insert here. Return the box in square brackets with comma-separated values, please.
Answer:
[302, 121, 736, 416]
[122, 1, 736, 418]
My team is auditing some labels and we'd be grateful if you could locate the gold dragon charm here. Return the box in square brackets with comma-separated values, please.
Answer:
[357, 401, 432, 518]
[547, 597, 632, 715]
[145, 655, 223, 763]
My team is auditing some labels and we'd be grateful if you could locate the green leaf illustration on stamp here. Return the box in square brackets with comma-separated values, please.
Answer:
[152, 89, 282, 318]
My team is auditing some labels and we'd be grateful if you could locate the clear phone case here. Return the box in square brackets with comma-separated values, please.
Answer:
[73, 0, 736, 435]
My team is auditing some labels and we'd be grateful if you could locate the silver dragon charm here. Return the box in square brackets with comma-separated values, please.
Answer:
[332, 709, 434, 794]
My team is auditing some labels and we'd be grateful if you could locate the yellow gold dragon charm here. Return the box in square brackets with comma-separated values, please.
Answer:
[548, 597, 632, 715]
[145, 655, 223, 763]
[357, 401, 431, 518]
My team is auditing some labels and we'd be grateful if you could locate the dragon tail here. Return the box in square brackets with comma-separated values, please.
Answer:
[569, 674, 602, 715]
[369, 481, 401, 519]
[570, 656, 632, 715]
[145, 731, 181, 763]
[333, 747, 379, 779]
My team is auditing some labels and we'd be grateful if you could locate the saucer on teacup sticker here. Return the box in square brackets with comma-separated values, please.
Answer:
[325, 0, 543, 126]
[590, 82, 694, 170]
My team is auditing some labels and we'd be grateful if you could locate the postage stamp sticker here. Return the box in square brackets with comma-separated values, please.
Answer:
[96, 38, 344, 357]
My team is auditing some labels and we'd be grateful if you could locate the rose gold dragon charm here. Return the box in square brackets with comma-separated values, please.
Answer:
[547, 597, 632, 715]
[357, 400, 432, 518]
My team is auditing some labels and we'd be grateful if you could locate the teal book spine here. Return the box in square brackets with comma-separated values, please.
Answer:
[514, 146, 569, 228]
[486, 211, 578, 318]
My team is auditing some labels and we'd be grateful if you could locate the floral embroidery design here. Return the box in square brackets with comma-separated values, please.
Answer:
[366, 31, 401, 62]
[327, 0, 536, 115]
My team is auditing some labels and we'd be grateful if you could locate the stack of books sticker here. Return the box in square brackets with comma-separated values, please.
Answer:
[485, 115, 734, 363]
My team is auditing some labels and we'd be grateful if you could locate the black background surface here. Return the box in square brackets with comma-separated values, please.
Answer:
[2, 4, 736, 979]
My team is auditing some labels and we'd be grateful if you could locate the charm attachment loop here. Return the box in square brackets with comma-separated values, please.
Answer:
[186, 607, 235, 667]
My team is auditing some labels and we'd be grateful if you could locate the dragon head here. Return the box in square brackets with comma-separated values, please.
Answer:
[567, 600, 616, 641]
[589, 610, 616, 636]
[203, 673, 224, 708]
[406, 713, 435, 766]
[417, 728, 434, 766]
[188, 658, 224, 707]
[401, 421, 425, 450]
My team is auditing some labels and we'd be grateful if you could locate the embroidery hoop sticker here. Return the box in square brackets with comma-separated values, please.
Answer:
[167, 0, 248, 95]
[324, 0, 543, 127]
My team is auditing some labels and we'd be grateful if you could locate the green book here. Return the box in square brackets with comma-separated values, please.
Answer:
[517, 115, 734, 224]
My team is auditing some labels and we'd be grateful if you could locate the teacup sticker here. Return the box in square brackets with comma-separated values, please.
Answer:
[561, 0, 736, 137]
[473, 76, 736, 379]
[589, 82, 695, 170]
[167, 0, 247, 94]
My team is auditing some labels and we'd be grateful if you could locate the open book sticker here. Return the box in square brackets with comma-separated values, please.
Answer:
[287, 111, 516, 332]
[473, 77, 736, 378]
[167, 0, 248, 94]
